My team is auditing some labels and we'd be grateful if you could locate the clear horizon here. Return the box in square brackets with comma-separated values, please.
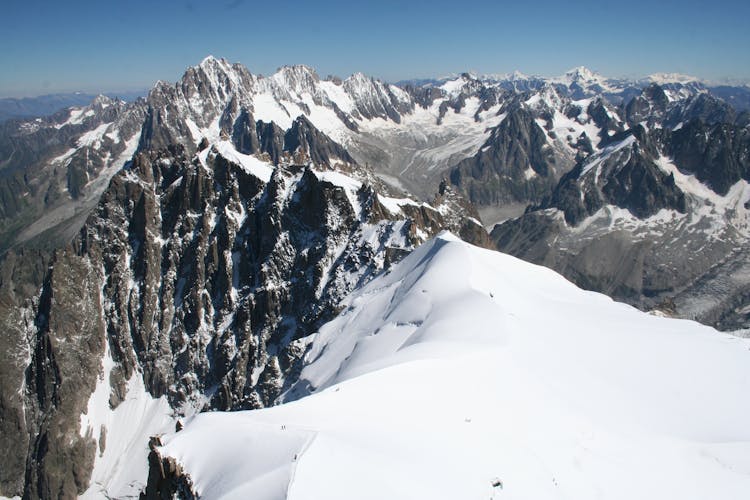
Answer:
[2, 0, 748, 98]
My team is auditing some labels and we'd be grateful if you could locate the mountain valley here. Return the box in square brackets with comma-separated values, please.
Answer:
[0, 57, 749, 498]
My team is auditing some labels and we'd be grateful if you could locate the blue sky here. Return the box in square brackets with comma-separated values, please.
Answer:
[1, 0, 748, 97]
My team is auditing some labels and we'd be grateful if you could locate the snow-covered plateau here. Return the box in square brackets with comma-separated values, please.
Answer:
[155, 233, 750, 499]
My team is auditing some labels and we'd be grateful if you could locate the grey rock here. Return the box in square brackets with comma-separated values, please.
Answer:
[448, 106, 558, 207]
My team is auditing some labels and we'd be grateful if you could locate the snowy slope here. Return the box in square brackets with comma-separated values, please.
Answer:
[156, 233, 750, 500]
[78, 343, 175, 499]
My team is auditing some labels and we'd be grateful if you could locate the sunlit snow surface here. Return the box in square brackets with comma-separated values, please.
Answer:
[159, 233, 750, 500]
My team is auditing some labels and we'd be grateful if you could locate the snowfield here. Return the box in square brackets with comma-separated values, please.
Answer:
[158, 233, 750, 500]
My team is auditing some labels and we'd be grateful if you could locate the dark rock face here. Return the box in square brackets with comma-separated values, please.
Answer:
[3, 124, 487, 496]
[230, 108, 260, 154]
[22, 246, 107, 499]
[587, 98, 625, 142]
[665, 92, 737, 127]
[142, 441, 197, 500]
[625, 84, 669, 127]
[284, 116, 355, 166]
[83, 145, 385, 413]
[400, 84, 444, 109]
[663, 121, 750, 195]
[0, 248, 49, 496]
[544, 134, 686, 226]
[493, 111, 750, 331]
[448, 107, 558, 206]
[437, 83, 629, 222]
[492, 215, 654, 302]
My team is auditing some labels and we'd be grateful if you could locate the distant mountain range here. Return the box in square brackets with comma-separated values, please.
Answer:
[0, 90, 147, 123]
[0, 57, 749, 498]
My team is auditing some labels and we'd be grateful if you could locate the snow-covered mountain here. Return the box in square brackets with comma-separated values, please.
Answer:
[0, 93, 101, 124]
[0, 95, 146, 253]
[0, 91, 146, 124]
[1, 56, 750, 498]
[4, 58, 746, 256]
[2, 58, 746, 255]
[0, 59, 490, 497]
[146, 233, 750, 499]
[492, 85, 750, 330]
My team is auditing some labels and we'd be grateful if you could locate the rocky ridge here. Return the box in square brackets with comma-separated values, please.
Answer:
[0, 82, 487, 497]
[1, 57, 749, 498]
[3, 58, 746, 255]
[492, 85, 750, 328]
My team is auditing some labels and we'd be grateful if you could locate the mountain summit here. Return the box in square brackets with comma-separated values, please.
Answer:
[1, 56, 749, 498]
[146, 233, 750, 499]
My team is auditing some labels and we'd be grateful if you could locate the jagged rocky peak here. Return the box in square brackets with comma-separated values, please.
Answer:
[261, 65, 334, 109]
[42, 93, 127, 130]
[625, 83, 669, 126]
[553, 66, 614, 97]
[492, 104, 750, 328]
[447, 104, 559, 209]
[89, 93, 119, 110]
[342, 72, 413, 122]
[343, 71, 378, 92]
[586, 97, 625, 137]
[539, 129, 686, 225]
[272, 64, 321, 91]
[227, 111, 359, 171]
[180, 56, 256, 109]
[666, 91, 737, 127]
[439, 72, 483, 95]
[525, 82, 568, 113]
[664, 119, 750, 195]
[197, 55, 254, 83]
[431, 179, 492, 247]
[563, 65, 602, 81]
[0, 116, 491, 496]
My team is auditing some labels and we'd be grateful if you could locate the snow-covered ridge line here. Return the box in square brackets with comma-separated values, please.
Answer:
[153, 233, 750, 499]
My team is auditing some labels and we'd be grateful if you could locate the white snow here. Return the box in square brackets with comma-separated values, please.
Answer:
[54, 107, 94, 128]
[569, 205, 684, 237]
[552, 66, 616, 93]
[214, 141, 275, 183]
[157, 233, 750, 500]
[655, 155, 750, 235]
[253, 93, 295, 130]
[50, 147, 77, 166]
[356, 97, 505, 177]
[311, 169, 363, 217]
[77, 122, 112, 148]
[79, 337, 175, 499]
[319, 80, 355, 113]
[579, 134, 636, 177]
[377, 195, 421, 215]
[528, 92, 606, 152]
[440, 76, 469, 96]
[647, 73, 700, 85]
